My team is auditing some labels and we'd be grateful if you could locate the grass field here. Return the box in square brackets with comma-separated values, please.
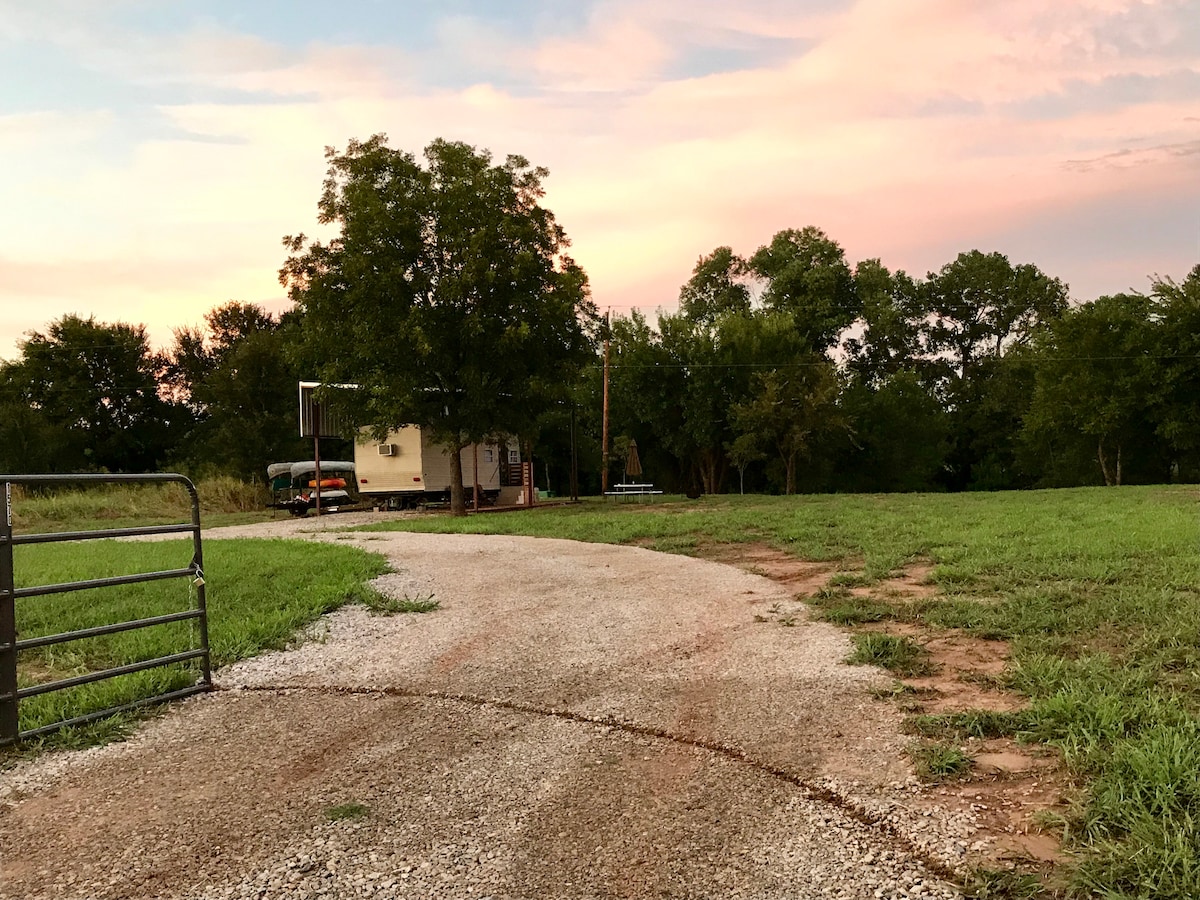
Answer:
[360, 486, 1200, 899]
[6, 537, 388, 752]
[8, 476, 276, 533]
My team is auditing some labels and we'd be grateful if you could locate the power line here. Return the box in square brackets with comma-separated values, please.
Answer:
[595, 353, 1200, 371]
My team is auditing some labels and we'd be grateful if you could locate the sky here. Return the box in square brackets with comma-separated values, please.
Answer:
[2, 0, 1198, 358]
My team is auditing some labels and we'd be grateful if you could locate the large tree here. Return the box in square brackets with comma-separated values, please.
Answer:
[604, 312, 672, 488]
[164, 302, 311, 480]
[0, 371, 77, 474]
[281, 135, 595, 514]
[1024, 294, 1163, 486]
[730, 358, 842, 495]
[1150, 265, 1200, 478]
[843, 259, 927, 386]
[678, 246, 750, 325]
[0, 315, 179, 473]
[924, 250, 1068, 378]
[922, 251, 1068, 489]
[836, 371, 949, 493]
[726, 311, 843, 495]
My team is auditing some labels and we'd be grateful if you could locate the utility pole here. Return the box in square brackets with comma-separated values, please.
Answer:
[569, 402, 579, 501]
[601, 312, 610, 495]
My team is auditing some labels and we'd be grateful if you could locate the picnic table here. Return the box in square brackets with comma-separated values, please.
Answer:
[604, 482, 664, 501]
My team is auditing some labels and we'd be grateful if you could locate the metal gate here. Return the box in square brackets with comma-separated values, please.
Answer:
[0, 474, 211, 747]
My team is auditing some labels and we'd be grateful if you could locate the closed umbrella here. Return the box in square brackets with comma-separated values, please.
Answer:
[624, 439, 643, 481]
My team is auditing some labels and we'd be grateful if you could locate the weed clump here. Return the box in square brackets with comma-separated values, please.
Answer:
[847, 633, 933, 677]
[815, 596, 897, 625]
[362, 592, 440, 615]
[961, 867, 1045, 899]
[325, 802, 370, 821]
[909, 740, 972, 781]
[906, 710, 1032, 741]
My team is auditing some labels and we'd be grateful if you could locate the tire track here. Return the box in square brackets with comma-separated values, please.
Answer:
[226, 682, 963, 887]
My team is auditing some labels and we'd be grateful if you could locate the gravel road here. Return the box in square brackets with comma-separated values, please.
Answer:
[0, 516, 972, 899]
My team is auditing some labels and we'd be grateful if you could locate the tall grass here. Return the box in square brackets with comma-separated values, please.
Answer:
[10, 476, 274, 533]
[362, 486, 1200, 898]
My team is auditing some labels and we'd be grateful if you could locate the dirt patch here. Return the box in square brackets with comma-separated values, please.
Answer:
[918, 740, 1070, 868]
[14, 659, 59, 686]
[690, 541, 1069, 876]
[862, 622, 1019, 714]
[695, 542, 840, 596]
[852, 560, 938, 600]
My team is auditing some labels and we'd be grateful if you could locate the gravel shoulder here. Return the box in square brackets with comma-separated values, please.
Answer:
[0, 515, 973, 899]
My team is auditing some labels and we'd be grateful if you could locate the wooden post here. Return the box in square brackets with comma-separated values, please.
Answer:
[313, 403, 322, 518]
[522, 461, 534, 507]
[570, 403, 579, 502]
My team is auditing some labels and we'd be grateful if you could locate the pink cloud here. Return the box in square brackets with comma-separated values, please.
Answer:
[2, 0, 1196, 352]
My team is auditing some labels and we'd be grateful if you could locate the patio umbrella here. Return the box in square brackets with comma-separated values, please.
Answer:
[624, 439, 643, 481]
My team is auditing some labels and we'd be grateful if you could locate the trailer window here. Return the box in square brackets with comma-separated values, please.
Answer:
[483, 449, 494, 463]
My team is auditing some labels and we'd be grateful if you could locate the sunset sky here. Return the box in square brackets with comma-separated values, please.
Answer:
[2, 0, 1198, 358]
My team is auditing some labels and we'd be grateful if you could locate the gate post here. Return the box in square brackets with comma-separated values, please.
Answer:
[185, 480, 212, 690]
[0, 482, 18, 745]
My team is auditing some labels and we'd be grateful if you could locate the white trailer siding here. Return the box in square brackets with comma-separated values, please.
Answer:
[355, 427, 504, 499]
[354, 427, 424, 495]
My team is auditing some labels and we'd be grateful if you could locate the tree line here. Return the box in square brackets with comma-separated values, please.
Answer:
[0, 135, 1196, 502]
[0, 303, 316, 480]
[601, 236, 1200, 495]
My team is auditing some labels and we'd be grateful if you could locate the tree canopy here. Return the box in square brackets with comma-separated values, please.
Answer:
[164, 302, 310, 480]
[749, 227, 857, 353]
[280, 135, 596, 514]
[0, 315, 178, 473]
[678, 247, 750, 325]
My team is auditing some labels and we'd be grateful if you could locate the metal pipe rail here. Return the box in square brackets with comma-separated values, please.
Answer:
[0, 473, 211, 747]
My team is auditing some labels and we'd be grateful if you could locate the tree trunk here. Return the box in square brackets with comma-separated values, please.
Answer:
[1097, 438, 1114, 487]
[699, 449, 721, 495]
[1116, 443, 1122, 487]
[784, 452, 797, 495]
[449, 438, 467, 516]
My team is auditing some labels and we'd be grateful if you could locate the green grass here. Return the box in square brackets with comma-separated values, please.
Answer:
[906, 709, 1032, 741]
[909, 740, 973, 781]
[809, 591, 899, 625]
[324, 801, 370, 821]
[10, 477, 276, 533]
[963, 868, 1047, 900]
[7, 537, 388, 751]
[846, 632, 934, 676]
[362, 592, 440, 615]
[358, 485, 1200, 898]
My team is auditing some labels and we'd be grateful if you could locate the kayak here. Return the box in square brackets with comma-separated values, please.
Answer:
[307, 477, 347, 489]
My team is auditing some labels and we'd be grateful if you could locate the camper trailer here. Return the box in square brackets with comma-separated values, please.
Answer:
[353, 427, 515, 508]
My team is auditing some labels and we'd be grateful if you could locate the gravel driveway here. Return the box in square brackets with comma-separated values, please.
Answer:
[0, 517, 971, 899]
